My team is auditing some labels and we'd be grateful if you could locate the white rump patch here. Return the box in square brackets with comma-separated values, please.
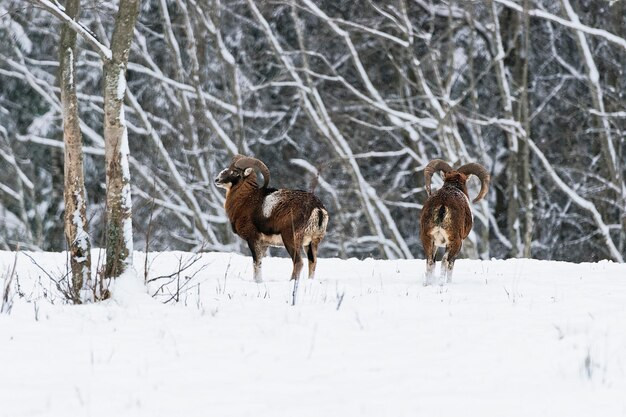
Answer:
[262, 191, 282, 218]
[430, 226, 449, 248]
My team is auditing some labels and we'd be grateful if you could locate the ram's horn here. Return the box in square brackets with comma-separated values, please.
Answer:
[233, 155, 270, 188]
[423, 159, 454, 196]
[457, 163, 490, 203]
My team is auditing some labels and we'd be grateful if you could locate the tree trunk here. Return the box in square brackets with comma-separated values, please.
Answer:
[520, 0, 533, 257]
[490, 0, 522, 257]
[104, 0, 140, 279]
[59, 0, 92, 301]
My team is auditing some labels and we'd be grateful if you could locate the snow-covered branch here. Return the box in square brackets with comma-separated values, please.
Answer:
[29, 0, 112, 60]
[494, 0, 626, 51]
[529, 139, 623, 262]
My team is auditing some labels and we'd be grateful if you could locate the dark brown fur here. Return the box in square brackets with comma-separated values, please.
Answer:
[216, 158, 328, 282]
[420, 167, 488, 285]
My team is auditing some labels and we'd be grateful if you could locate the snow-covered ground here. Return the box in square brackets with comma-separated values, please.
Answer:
[1, 250, 625, 417]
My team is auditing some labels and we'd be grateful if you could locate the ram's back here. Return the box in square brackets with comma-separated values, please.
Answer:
[420, 186, 473, 246]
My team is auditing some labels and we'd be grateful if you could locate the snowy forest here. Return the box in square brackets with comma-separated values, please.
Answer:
[0, 0, 624, 264]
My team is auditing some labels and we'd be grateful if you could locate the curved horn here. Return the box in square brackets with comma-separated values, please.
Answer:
[457, 163, 490, 203]
[424, 159, 454, 196]
[233, 155, 270, 188]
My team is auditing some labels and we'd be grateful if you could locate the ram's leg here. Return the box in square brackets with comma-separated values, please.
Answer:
[282, 233, 304, 281]
[305, 240, 319, 280]
[283, 232, 304, 305]
[442, 239, 462, 284]
[421, 235, 437, 286]
[247, 240, 268, 283]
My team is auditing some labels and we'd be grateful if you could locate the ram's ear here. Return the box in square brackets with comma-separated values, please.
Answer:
[243, 167, 254, 177]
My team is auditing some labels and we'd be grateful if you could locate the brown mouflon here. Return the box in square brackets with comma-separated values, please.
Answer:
[420, 159, 490, 285]
[215, 155, 329, 283]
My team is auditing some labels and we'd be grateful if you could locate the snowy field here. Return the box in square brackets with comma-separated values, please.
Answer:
[1, 250, 625, 417]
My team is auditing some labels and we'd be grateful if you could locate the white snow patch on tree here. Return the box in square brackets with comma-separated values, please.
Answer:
[71, 190, 88, 253]
[118, 106, 134, 256]
[117, 69, 127, 100]
[66, 48, 74, 89]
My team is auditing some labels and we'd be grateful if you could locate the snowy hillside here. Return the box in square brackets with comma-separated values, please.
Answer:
[1, 250, 625, 417]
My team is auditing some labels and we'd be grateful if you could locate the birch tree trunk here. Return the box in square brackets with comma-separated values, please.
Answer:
[104, 0, 140, 279]
[59, 0, 92, 301]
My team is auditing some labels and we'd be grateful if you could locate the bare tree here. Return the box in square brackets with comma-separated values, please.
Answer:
[103, 0, 140, 279]
[519, 0, 533, 257]
[489, 0, 522, 257]
[58, 0, 92, 300]
[25, 0, 140, 281]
